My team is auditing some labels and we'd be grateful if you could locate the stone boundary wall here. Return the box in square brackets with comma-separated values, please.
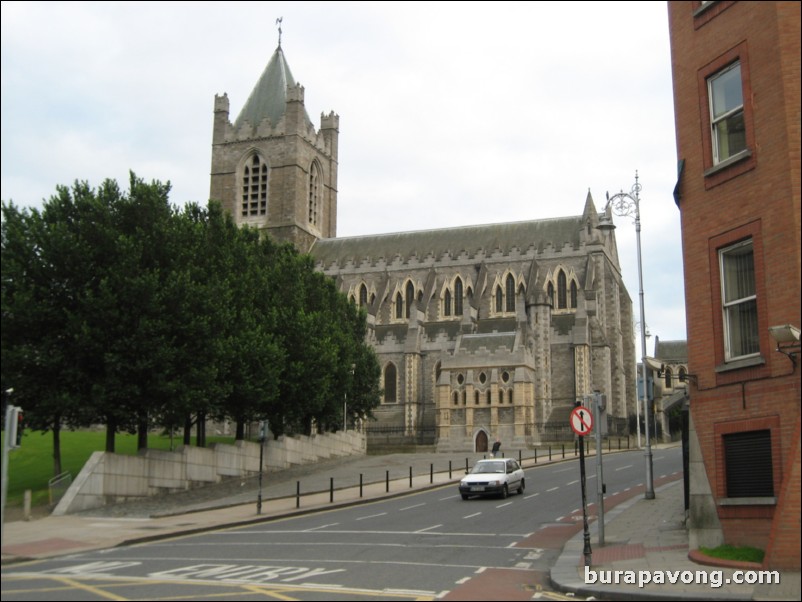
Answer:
[53, 431, 366, 515]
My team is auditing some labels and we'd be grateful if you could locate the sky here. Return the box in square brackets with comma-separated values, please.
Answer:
[1, 1, 687, 352]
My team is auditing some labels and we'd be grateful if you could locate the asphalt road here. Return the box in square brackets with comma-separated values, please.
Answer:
[2, 446, 683, 601]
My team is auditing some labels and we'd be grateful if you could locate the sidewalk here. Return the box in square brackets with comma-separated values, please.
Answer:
[2, 448, 800, 601]
[550, 478, 800, 600]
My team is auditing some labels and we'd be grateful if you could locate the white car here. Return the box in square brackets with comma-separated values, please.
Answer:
[459, 458, 525, 499]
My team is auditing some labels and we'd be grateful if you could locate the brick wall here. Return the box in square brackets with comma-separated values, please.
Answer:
[668, 0, 801, 568]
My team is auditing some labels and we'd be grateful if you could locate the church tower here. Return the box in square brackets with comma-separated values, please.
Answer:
[209, 42, 339, 252]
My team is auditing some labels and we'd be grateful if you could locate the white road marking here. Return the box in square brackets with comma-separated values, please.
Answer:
[356, 513, 387, 521]
[304, 523, 339, 531]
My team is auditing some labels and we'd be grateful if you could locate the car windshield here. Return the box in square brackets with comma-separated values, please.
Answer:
[473, 462, 505, 474]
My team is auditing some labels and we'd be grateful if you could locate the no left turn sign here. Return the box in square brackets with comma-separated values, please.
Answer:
[570, 406, 593, 436]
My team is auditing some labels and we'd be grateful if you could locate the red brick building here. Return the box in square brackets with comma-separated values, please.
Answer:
[668, 1, 800, 570]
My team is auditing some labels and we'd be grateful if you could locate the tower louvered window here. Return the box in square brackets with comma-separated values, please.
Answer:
[242, 155, 268, 217]
[308, 161, 321, 227]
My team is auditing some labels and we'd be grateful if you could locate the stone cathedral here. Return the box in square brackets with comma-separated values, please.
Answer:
[210, 44, 637, 452]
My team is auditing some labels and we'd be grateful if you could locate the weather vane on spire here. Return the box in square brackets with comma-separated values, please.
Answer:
[276, 17, 283, 47]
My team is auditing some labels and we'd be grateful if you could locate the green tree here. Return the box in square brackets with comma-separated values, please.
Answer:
[3, 171, 381, 475]
[207, 210, 284, 441]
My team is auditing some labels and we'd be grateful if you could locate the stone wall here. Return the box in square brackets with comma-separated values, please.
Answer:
[53, 431, 366, 515]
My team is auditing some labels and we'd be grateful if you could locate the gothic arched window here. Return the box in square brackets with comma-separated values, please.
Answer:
[242, 154, 268, 217]
[444, 289, 452, 316]
[454, 277, 464, 316]
[570, 281, 578, 308]
[405, 281, 415, 319]
[359, 283, 368, 307]
[495, 286, 503, 313]
[395, 292, 403, 319]
[506, 274, 516, 312]
[557, 270, 567, 309]
[308, 161, 321, 227]
[665, 367, 673, 388]
[384, 363, 397, 403]
[547, 282, 555, 306]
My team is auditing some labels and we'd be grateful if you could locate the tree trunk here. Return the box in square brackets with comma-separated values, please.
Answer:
[235, 417, 245, 440]
[183, 414, 192, 445]
[105, 417, 116, 453]
[196, 411, 206, 447]
[137, 411, 148, 450]
[52, 415, 63, 477]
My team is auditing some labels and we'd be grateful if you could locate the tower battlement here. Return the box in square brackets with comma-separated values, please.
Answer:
[321, 111, 340, 130]
[287, 83, 305, 102]
[214, 93, 230, 112]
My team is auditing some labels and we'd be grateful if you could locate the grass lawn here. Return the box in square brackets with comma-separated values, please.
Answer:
[700, 544, 765, 564]
[1, 429, 236, 507]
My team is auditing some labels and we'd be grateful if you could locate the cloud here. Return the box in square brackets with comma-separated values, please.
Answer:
[1, 0, 687, 343]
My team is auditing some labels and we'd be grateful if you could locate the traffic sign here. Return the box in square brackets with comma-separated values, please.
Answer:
[570, 406, 593, 436]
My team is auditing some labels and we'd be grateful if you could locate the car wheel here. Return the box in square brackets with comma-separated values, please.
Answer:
[518, 479, 525, 495]
[461, 493, 469, 500]
[501, 484, 508, 499]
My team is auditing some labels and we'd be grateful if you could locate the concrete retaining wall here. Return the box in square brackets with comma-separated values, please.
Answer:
[53, 431, 366, 515]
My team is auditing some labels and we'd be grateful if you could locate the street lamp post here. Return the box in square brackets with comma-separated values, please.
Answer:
[602, 171, 655, 500]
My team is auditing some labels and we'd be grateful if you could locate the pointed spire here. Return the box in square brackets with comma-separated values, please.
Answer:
[582, 188, 602, 230]
[234, 45, 310, 130]
[582, 188, 596, 219]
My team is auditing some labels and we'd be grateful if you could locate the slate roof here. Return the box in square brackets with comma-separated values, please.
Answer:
[234, 46, 311, 129]
[654, 338, 688, 362]
[310, 215, 585, 268]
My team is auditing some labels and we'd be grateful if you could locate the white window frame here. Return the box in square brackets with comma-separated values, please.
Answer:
[708, 61, 746, 165]
[719, 239, 759, 361]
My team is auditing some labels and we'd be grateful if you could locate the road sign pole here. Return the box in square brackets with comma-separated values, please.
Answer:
[594, 393, 605, 546]
[572, 402, 592, 566]
[257, 420, 266, 515]
[579, 428, 592, 566]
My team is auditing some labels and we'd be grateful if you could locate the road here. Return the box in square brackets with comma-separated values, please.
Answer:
[2, 446, 683, 601]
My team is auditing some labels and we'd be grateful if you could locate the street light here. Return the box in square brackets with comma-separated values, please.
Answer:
[598, 171, 655, 500]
